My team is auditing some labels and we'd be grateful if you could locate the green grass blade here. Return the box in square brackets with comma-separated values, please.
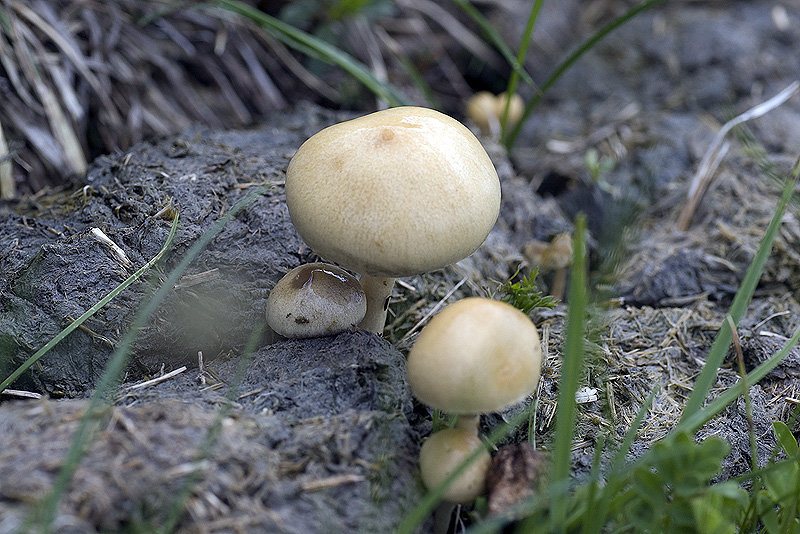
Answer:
[25, 184, 274, 534]
[447, 0, 536, 87]
[580, 386, 659, 534]
[677, 323, 800, 436]
[0, 212, 180, 394]
[680, 166, 798, 420]
[610, 387, 659, 474]
[499, 0, 544, 138]
[772, 421, 799, 457]
[503, 0, 668, 148]
[549, 214, 589, 533]
[213, 0, 409, 107]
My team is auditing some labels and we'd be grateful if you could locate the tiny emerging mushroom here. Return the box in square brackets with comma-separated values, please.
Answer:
[406, 297, 542, 504]
[285, 106, 501, 335]
[466, 91, 524, 139]
[418, 426, 491, 505]
[523, 232, 573, 300]
[266, 262, 366, 339]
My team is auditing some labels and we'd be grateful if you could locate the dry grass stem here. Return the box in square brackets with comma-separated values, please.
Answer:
[677, 80, 800, 230]
[0, 388, 42, 399]
[122, 366, 188, 393]
[0, 119, 13, 199]
[300, 473, 365, 492]
[400, 276, 467, 341]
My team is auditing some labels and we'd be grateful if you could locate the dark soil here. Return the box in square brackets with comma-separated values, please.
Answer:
[0, 330, 421, 533]
[1, 1, 800, 533]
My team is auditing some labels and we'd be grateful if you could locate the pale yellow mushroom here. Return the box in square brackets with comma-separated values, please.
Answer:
[285, 107, 500, 334]
[407, 298, 542, 504]
[419, 427, 491, 504]
[466, 91, 524, 138]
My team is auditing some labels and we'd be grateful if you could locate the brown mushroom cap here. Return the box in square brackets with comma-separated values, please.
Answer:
[407, 297, 542, 414]
[419, 428, 491, 504]
[285, 106, 500, 278]
[524, 233, 573, 271]
[266, 263, 366, 338]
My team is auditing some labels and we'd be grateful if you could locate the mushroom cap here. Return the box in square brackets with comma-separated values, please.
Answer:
[266, 262, 366, 338]
[465, 91, 497, 136]
[285, 106, 501, 278]
[407, 297, 542, 414]
[497, 92, 524, 129]
[419, 428, 491, 504]
[466, 92, 524, 137]
[524, 232, 573, 270]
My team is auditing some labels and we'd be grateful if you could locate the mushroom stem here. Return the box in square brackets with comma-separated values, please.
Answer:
[455, 414, 480, 436]
[550, 267, 567, 301]
[357, 275, 396, 334]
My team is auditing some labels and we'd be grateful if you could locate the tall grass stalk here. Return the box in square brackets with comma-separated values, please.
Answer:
[681, 158, 799, 419]
[503, 0, 668, 149]
[678, 324, 800, 436]
[0, 212, 179, 394]
[499, 0, 544, 137]
[548, 214, 588, 533]
[446, 0, 536, 89]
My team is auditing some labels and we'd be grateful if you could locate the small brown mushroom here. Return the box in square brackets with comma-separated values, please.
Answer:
[523, 232, 573, 300]
[266, 262, 366, 339]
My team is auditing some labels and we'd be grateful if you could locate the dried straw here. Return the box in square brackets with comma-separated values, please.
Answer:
[0, 0, 308, 194]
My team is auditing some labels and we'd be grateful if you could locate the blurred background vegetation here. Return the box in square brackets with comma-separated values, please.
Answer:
[0, 0, 619, 198]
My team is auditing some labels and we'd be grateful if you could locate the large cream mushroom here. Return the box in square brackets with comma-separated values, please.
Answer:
[285, 106, 501, 334]
[407, 297, 542, 504]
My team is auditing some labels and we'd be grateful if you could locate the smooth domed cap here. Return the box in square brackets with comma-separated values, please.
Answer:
[465, 91, 497, 136]
[285, 106, 501, 278]
[466, 92, 524, 137]
[407, 297, 542, 414]
[266, 263, 366, 338]
[419, 428, 491, 504]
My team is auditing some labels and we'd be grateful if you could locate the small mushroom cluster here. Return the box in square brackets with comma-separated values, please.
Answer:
[268, 105, 501, 339]
[407, 297, 542, 503]
[466, 92, 524, 139]
[267, 106, 540, 515]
